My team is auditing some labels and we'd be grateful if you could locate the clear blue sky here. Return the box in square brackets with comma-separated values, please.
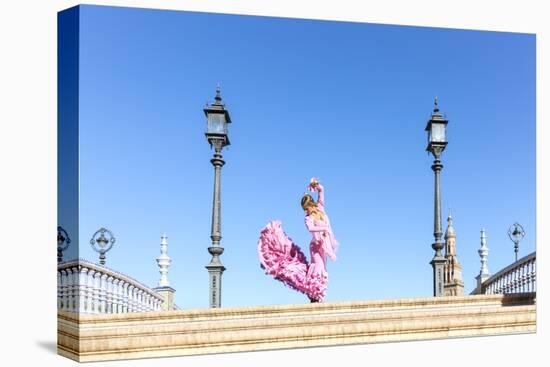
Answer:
[66, 5, 536, 309]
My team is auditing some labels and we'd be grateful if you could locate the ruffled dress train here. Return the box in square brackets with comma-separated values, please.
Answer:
[258, 220, 329, 302]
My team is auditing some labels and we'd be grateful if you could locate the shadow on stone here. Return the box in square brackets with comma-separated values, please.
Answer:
[36, 340, 57, 355]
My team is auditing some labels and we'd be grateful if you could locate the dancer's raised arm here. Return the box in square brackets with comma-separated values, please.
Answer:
[316, 183, 325, 210]
[308, 178, 325, 211]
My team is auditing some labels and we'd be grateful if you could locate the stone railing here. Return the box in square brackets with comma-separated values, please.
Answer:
[57, 258, 167, 314]
[58, 293, 536, 362]
[480, 252, 536, 295]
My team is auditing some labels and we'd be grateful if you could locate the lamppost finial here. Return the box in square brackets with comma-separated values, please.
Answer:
[433, 96, 440, 115]
[214, 83, 222, 105]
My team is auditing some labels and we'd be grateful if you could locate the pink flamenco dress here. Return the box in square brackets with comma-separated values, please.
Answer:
[258, 183, 339, 302]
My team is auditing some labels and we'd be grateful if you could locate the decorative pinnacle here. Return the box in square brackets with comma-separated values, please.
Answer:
[479, 227, 490, 276]
[157, 234, 172, 287]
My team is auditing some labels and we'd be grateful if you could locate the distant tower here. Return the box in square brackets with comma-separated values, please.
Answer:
[153, 234, 176, 310]
[443, 213, 464, 296]
[475, 228, 490, 291]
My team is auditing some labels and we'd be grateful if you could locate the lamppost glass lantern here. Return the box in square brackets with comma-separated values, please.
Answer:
[207, 112, 227, 135]
[425, 98, 448, 155]
[204, 86, 232, 148]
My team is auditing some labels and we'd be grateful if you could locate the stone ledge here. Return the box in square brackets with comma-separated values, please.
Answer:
[57, 293, 536, 362]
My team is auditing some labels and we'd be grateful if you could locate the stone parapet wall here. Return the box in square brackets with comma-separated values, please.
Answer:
[58, 293, 536, 362]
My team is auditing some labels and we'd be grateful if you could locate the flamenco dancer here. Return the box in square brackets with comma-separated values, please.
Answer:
[258, 178, 339, 303]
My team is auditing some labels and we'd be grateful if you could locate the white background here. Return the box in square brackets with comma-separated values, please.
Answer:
[0, 1, 547, 366]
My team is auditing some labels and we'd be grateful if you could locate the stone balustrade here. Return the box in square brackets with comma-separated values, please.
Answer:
[481, 252, 536, 295]
[57, 258, 166, 314]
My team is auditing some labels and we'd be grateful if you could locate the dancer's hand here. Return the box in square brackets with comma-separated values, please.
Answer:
[308, 177, 320, 191]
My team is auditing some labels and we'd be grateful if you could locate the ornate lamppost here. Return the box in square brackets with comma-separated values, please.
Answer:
[90, 227, 116, 265]
[57, 226, 71, 263]
[203, 85, 232, 308]
[425, 98, 449, 297]
[508, 223, 525, 262]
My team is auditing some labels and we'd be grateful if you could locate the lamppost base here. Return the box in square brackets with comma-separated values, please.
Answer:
[430, 256, 447, 297]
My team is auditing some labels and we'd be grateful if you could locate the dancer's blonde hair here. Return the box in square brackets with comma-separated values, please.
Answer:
[301, 193, 324, 220]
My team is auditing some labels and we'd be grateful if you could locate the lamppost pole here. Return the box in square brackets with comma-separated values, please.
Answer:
[425, 98, 448, 297]
[203, 86, 231, 308]
[206, 139, 226, 308]
[430, 148, 446, 297]
[210, 142, 225, 248]
[432, 150, 444, 249]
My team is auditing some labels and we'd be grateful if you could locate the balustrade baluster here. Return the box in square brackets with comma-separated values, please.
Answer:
[112, 279, 120, 313]
[512, 270, 517, 293]
[518, 264, 523, 293]
[521, 264, 528, 292]
[129, 286, 136, 312]
[133, 287, 138, 312]
[71, 267, 79, 311]
[531, 260, 536, 292]
[99, 274, 108, 313]
[57, 271, 63, 309]
[106, 276, 114, 313]
[526, 261, 533, 292]
[65, 268, 72, 311]
[86, 269, 95, 312]
[92, 272, 100, 314]
[122, 283, 129, 312]
[117, 280, 124, 313]
[61, 270, 69, 311]
[137, 290, 144, 312]
[78, 267, 86, 312]
[135, 289, 140, 312]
